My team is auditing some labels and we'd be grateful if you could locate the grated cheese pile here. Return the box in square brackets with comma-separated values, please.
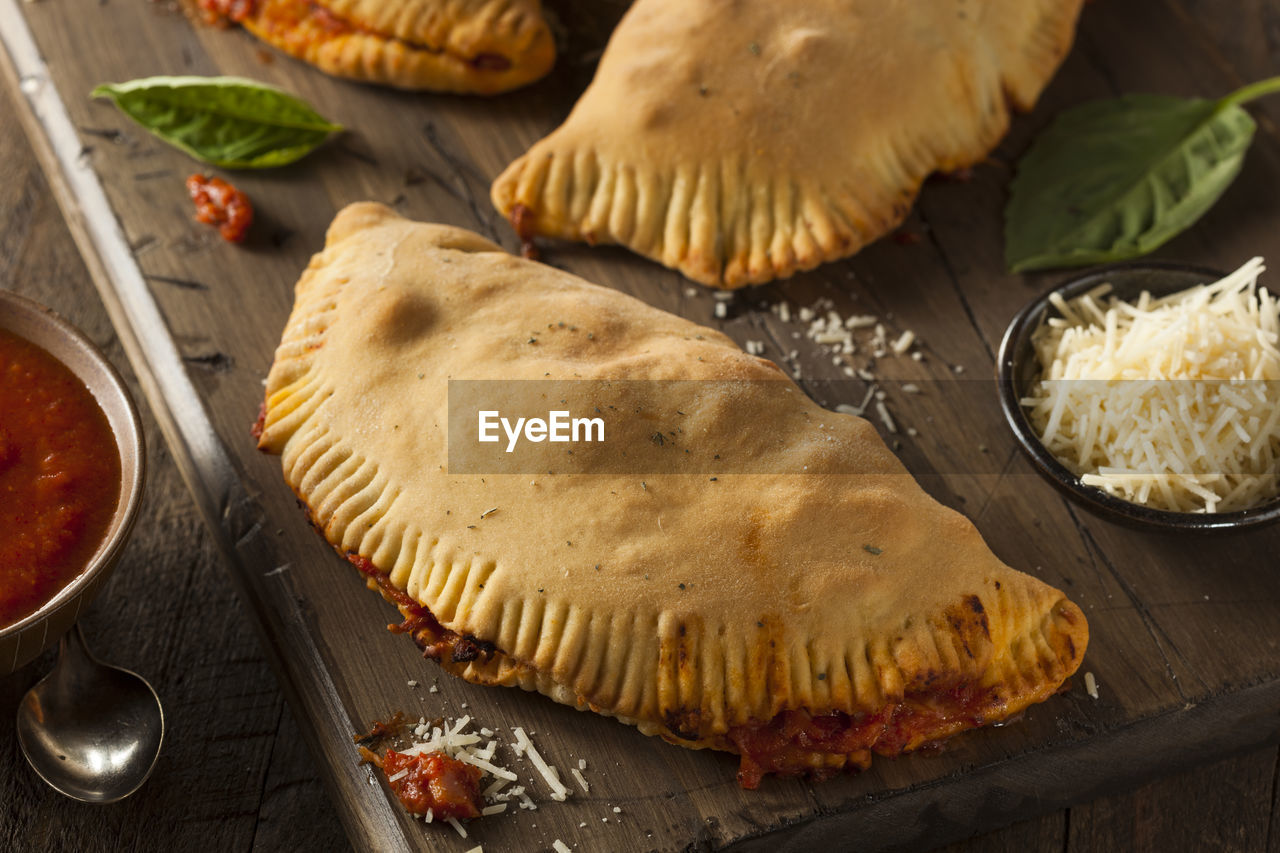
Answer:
[1022, 257, 1280, 513]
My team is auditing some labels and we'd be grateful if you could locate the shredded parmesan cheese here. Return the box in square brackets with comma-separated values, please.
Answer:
[875, 401, 897, 434]
[1023, 258, 1280, 513]
[513, 727, 570, 802]
[454, 750, 518, 781]
[553, 841, 572, 853]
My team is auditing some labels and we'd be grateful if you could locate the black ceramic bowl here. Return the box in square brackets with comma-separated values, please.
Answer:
[997, 262, 1280, 533]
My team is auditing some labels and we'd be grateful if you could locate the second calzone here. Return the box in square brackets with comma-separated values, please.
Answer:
[258, 203, 1087, 787]
[492, 0, 1085, 286]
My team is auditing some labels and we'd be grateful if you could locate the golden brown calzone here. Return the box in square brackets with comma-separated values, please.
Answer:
[492, 0, 1084, 285]
[202, 0, 554, 93]
[258, 203, 1087, 786]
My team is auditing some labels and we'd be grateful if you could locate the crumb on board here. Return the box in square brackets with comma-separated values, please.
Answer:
[356, 710, 609, 836]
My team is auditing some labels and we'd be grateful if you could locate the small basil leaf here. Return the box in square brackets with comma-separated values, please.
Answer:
[91, 75, 342, 169]
[1005, 93, 1256, 273]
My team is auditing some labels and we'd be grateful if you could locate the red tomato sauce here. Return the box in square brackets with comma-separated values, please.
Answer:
[382, 750, 483, 819]
[727, 682, 999, 789]
[0, 329, 120, 628]
[186, 175, 254, 243]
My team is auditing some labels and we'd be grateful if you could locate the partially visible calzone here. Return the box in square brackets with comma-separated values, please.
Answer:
[492, 0, 1084, 285]
[201, 0, 554, 94]
[259, 203, 1087, 786]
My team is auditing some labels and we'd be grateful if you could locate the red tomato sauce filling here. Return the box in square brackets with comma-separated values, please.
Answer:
[382, 749, 483, 819]
[728, 683, 998, 789]
[0, 329, 120, 628]
[347, 554, 497, 665]
[509, 203, 541, 260]
[187, 175, 254, 243]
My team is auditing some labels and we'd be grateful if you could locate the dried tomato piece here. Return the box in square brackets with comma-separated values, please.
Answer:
[382, 750, 483, 819]
[353, 711, 408, 748]
[186, 174, 254, 243]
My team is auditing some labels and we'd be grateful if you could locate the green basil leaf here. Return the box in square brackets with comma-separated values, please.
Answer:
[1004, 76, 1280, 273]
[91, 76, 342, 169]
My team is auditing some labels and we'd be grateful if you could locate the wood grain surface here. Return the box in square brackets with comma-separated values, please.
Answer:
[1, 0, 1279, 850]
[0, 75, 345, 852]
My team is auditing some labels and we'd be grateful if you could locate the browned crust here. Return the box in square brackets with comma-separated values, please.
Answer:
[491, 0, 1086, 285]
[235, 0, 555, 94]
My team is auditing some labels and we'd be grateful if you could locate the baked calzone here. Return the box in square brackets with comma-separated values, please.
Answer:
[201, 0, 554, 93]
[492, 0, 1085, 286]
[258, 203, 1087, 786]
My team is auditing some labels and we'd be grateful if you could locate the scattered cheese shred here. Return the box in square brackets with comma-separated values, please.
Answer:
[513, 727, 570, 802]
[553, 841, 572, 853]
[454, 750, 519, 781]
[446, 817, 467, 838]
[1085, 671, 1099, 700]
[570, 767, 590, 793]
[1023, 258, 1280, 513]
[875, 401, 897, 434]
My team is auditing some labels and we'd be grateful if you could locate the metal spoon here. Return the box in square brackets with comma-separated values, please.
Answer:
[15, 624, 164, 803]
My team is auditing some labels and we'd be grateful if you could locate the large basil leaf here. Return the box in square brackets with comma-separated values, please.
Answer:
[1004, 77, 1280, 273]
[91, 76, 342, 169]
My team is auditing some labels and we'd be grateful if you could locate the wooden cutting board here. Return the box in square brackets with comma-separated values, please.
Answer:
[2, 1, 1278, 850]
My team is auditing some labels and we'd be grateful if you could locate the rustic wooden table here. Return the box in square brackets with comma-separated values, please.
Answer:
[2, 0, 1279, 851]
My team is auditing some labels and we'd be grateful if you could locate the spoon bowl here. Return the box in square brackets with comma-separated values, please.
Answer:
[16, 624, 164, 803]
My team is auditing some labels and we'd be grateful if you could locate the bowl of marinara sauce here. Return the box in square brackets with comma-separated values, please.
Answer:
[0, 290, 144, 676]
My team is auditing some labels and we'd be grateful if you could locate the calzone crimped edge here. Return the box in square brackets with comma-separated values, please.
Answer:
[492, 0, 1085, 287]
[258, 203, 1087, 787]
[208, 0, 554, 94]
